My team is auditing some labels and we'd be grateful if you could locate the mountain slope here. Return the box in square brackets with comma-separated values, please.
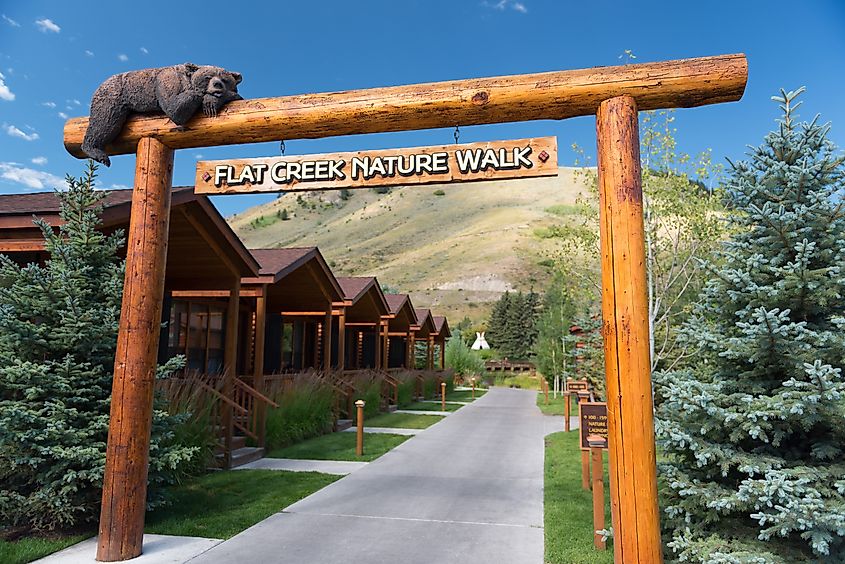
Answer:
[228, 167, 590, 323]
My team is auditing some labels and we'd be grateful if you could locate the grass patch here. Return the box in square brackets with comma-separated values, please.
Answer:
[545, 431, 613, 563]
[494, 372, 541, 390]
[267, 432, 410, 462]
[367, 412, 444, 429]
[545, 203, 581, 216]
[537, 392, 579, 416]
[0, 534, 89, 564]
[404, 401, 463, 412]
[449, 389, 486, 402]
[2, 469, 338, 562]
[146, 469, 338, 539]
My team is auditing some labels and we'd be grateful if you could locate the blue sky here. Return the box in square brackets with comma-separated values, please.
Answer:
[1, 0, 844, 217]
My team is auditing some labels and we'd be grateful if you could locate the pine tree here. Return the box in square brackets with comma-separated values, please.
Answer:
[487, 291, 512, 353]
[0, 163, 198, 532]
[654, 89, 845, 561]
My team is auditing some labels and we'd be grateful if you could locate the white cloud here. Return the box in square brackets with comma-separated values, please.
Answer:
[117, 53, 128, 62]
[194, 154, 204, 160]
[0, 71, 14, 101]
[4, 124, 38, 141]
[140, 47, 149, 55]
[57, 112, 68, 119]
[107, 183, 131, 190]
[72, 99, 80, 106]
[35, 18, 60, 33]
[31, 156, 47, 165]
[0, 162, 64, 190]
[85, 49, 94, 57]
[42, 101, 56, 108]
[2, 14, 20, 27]
[481, 0, 527, 13]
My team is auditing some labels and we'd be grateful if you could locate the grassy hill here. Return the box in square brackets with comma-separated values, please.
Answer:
[228, 168, 591, 323]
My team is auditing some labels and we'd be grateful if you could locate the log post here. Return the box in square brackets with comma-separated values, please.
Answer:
[254, 289, 267, 447]
[96, 137, 173, 562]
[222, 277, 240, 468]
[427, 336, 434, 370]
[324, 307, 333, 371]
[564, 392, 571, 433]
[337, 308, 346, 371]
[374, 325, 382, 370]
[382, 321, 389, 369]
[596, 94, 662, 563]
[581, 451, 591, 491]
[355, 399, 365, 456]
[591, 447, 606, 551]
[407, 331, 414, 369]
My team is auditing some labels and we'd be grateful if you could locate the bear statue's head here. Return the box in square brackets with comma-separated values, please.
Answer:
[185, 64, 243, 116]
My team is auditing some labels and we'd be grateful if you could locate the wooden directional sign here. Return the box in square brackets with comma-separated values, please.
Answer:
[194, 137, 557, 194]
[566, 379, 590, 393]
[579, 402, 608, 451]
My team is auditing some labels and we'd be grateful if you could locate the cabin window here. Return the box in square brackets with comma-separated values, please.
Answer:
[167, 299, 227, 374]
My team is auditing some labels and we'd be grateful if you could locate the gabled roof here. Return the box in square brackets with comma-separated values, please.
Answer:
[433, 316, 451, 339]
[245, 247, 344, 305]
[413, 308, 437, 336]
[337, 277, 389, 309]
[384, 293, 419, 332]
[0, 186, 259, 282]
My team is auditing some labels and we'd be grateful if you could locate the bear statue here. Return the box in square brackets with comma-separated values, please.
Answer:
[81, 63, 243, 166]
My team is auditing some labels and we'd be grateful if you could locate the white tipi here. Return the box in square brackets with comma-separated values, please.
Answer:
[471, 332, 490, 350]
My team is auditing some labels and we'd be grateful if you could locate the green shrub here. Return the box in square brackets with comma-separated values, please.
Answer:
[433, 189, 446, 196]
[445, 332, 485, 378]
[264, 375, 335, 450]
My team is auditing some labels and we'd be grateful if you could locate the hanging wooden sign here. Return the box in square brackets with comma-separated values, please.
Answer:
[579, 401, 608, 451]
[194, 137, 557, 194]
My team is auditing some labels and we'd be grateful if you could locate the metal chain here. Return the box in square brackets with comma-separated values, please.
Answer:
[280, 140, 286, 156]
[454, 125, 460, 144]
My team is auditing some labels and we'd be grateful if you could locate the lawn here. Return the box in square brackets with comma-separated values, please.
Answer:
[448, 389, 486, 402]
[403, 401, 463, 412]
[366, 412, 445, 429]
[1, 469, 338, 563]
[537, 392, 579, 416]
[545, 431, 613, 563]
[267, 431, 410, 462]
[146, 470, 338, 539]
[493, 372, 541, 389]
[0, 534, 89, 564]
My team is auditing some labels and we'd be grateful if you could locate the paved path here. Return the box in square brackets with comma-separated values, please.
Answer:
[235, 457, 369, 475]
[341, 426, 421, 435]
[192, 387, 562, 564]
[394, 409, 452, 416]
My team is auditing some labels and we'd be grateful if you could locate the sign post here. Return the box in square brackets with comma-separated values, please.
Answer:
[580, 401, 609, 551]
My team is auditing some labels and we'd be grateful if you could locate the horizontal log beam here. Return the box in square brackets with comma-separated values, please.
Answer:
[63, 54, 746, 159]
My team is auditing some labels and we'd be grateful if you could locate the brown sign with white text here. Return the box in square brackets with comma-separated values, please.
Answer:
[579, 402, 608, 451]
[566, 380, 590, 393]
[194, 137, 557, 194]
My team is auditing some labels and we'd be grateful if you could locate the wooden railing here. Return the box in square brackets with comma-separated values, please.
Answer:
[485, 359, 536, 373]
[382, 372, 399, 406]
[232, 377, 278, 443]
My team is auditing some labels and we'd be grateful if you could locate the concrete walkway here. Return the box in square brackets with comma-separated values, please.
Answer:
[394, 409, 452, 416]
[235, 457, 369, 475]
[341, 426, 421, 435]
[191, 387, 561, 564]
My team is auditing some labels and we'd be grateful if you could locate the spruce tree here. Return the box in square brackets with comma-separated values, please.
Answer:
[0, 163, 198, 532]
[654, 89, 845, 561]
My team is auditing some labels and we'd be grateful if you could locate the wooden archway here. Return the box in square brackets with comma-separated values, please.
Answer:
[63, 54, 747, 563]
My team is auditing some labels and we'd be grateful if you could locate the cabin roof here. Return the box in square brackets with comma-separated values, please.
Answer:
[245, 247, 344, 308]
[337, 276, 390, 321]
[433, 316, 451, 339]
[0, 186, 259, 284]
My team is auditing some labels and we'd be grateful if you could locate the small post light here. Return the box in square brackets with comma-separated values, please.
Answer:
[441, 381, 446, 411]
[355, 399, 365, 457]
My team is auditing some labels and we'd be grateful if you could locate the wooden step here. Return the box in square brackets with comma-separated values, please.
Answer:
[335, 419, 353, 432]
[230, 446, 264, 468]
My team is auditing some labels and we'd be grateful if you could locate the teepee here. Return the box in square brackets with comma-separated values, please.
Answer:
[471, 332, 490, 350]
